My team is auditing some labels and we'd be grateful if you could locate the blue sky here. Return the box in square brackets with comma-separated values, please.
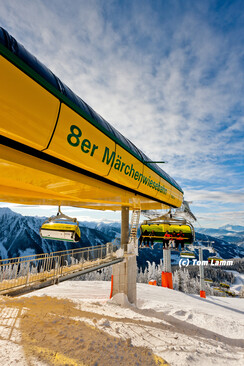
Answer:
[0, 0, 243, 228]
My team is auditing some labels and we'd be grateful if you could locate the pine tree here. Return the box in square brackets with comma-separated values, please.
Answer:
[173, 270, 180, 291]
[239, 285, 244, 298]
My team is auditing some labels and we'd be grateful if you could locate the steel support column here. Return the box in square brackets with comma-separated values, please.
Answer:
[199, 247, 206, 297]
[121, 206, 129, 253]
[163, 248, 172, 273]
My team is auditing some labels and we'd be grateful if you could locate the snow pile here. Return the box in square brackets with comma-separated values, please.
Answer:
[0, 281, 244, 366]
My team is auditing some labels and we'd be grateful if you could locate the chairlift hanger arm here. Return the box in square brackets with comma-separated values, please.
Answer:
[47, 206, 77, 223]
[40, 206, 81, 242]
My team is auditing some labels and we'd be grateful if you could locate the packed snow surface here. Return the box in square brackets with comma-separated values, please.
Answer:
[0, 281, 243, 366]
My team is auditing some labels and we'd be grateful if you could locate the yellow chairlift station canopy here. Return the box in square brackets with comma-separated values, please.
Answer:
[0, 27, 184, 211]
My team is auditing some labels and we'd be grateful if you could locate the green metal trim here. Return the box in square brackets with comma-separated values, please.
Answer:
[41, 236, 74, 242]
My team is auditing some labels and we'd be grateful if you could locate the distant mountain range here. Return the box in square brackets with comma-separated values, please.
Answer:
[0, 208, 243, 269]
[196, 225, 244, 247]
[136, 230, 244, 269]
[220, 224, 244, 232]
[0, 208, 118, 259]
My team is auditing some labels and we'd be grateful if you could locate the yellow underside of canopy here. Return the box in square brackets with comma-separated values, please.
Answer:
[0, 144, 171, 211]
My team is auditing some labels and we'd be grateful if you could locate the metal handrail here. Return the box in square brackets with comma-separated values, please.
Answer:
[0, 243, 118, 295]
[0, 244, 108, 264]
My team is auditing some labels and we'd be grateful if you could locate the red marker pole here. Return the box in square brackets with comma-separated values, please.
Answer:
[110, 274, 114, 299]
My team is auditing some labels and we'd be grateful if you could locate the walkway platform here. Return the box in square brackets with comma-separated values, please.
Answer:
[0, 244, 123, 296]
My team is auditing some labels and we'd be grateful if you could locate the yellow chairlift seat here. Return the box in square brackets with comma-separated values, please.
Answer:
[40, 207, 81, 242]
[180, 250, 196, 259]
[207, 256, 223, 264]
[204, 278, 213, 283]
[213, 287, 226, 294]
[225, 290, 235, 297]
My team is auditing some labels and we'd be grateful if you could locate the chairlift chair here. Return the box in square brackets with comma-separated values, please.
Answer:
[207, 249, 223, 263]
[139, 208, 196, 253]
[220, 282, 230, 289]
[204, 278, 213, 283]
[180, 250, 196, 259]
[207, 255, 223, 264]
[40, 206, 81, 242]
[140, 221, 194, 247]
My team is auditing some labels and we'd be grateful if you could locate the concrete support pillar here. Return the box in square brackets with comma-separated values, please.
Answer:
[111, 254, 137, 304]
[121, 206, 129, 253]
[110, 206, 136, 305]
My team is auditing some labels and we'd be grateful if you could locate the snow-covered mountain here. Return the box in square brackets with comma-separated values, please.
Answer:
[94, 222, 121, 238]
[0, 208, 116, 259]
[196, 225, 244, 247]
[195, 232, 244, 258]
[220, 224, 244, 232]
[1, 209, 244, 267]
[137, 227, 244, 269]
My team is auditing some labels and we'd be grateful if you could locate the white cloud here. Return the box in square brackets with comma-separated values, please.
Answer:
[185, 189, 244, 204]
[2, 1, 243, 167]
[194, 210, 244, 228]
[0, 1, 243, 226]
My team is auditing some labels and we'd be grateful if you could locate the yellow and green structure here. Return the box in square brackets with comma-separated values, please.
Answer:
[0, 27, 183, 212]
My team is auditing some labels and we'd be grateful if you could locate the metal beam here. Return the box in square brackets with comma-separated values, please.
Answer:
[121, 206, 129, 252]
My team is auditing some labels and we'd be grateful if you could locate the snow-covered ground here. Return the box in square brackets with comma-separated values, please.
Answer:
[0, 281, 244, 366]
[227, 270, 244, 293]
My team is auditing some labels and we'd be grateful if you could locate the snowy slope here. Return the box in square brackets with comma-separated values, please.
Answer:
[226, 270, 244, 293]
[0, 282, 243, 366]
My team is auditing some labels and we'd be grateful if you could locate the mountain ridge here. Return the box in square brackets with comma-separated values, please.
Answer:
[0, 208, 243, 267]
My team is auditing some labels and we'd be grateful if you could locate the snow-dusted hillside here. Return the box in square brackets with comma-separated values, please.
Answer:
[196, 225, 244, 247]
[0, 282, 243, 366]
[220, 224, 244, 232]
[195, 232, 244, 259]
[137, 233, 244, 270]
[0, 208, 116, 259]
[1, 208, 244, 269]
